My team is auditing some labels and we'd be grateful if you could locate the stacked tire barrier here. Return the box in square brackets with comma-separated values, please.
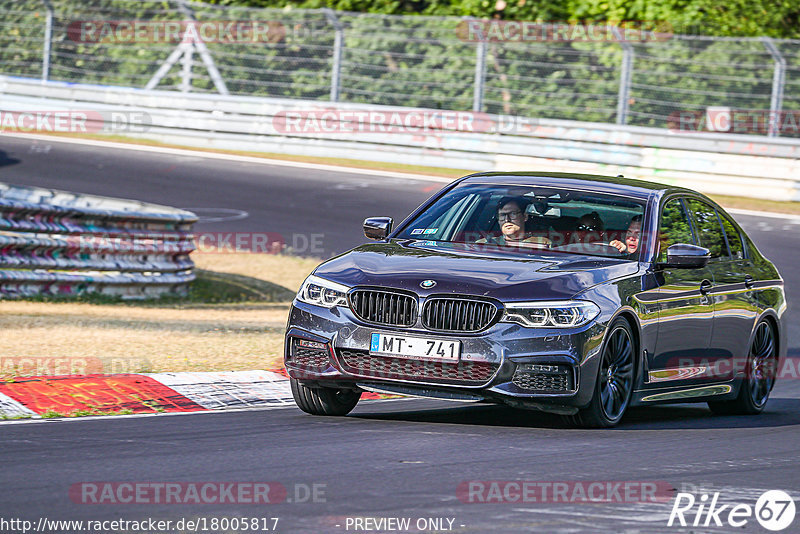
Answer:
[0, 181, 197, 298]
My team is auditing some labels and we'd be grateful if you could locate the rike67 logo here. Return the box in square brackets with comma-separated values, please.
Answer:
[668, 490, 796, 531]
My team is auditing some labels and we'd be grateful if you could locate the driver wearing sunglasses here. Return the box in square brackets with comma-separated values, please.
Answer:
[476, 197, 551, 248]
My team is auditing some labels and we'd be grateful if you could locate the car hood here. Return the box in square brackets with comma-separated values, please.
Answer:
[313, 240, 639, 301]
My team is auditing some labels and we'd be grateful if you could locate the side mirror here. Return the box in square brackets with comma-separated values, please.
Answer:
[659, 243, 710, 269]
[363, 217, 393, 240]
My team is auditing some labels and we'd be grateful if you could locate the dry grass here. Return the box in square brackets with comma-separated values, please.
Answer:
[707, 194, 800, 216]
[0, 254, 322, 376]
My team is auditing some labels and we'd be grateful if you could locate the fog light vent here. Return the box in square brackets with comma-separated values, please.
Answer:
[297, 339, 327, 350]
[288, 338, 331, 369]
[512, 363, 573, 392]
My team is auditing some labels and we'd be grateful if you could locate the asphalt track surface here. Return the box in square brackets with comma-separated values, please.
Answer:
[1, 135, 800, 533]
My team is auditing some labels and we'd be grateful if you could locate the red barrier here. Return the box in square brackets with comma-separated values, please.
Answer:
[0, 374, 206, 415]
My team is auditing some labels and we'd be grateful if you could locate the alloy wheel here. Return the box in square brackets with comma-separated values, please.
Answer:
[599, 326, 634, 420]
[748, 321, 777, 408]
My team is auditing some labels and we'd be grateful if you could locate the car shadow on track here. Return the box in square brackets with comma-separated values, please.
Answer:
[351, 398, 800, 431]
[0, 149, 21, 168]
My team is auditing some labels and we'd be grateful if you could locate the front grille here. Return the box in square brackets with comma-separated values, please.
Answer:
[338, 349, 497, 386]
[349, 289, 417, 327]
[512, 365, 574, 392]
[287, 341, 330, 370]
[422, 297, 500, 332]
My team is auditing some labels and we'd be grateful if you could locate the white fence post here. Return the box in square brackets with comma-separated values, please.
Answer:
[41, 0, 53, 83]
[762, 37, 786, 138]
[473, 41, 487, 113]
[323, 9, 344, 102]
[612, 26, 634, 126]
[180, 45, 193, 93]
[467, 18, 487, 113]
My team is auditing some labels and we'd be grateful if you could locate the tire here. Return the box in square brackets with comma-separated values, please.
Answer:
[290, 378, 361, 416]
[568, 318, 636, 428]
[708, 320, 777, 416]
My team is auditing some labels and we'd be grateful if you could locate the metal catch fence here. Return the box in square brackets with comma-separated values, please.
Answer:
[1, 0, 799, 137]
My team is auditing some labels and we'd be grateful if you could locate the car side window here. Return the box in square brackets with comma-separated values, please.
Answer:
[685, 199, 729, 261]
[658, 198, 695, 262]
[718, 212, 745, 260]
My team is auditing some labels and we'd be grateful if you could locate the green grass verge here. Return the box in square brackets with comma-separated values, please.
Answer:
[40, 408, 136, 418]
[187, 269, 296, 303]
[18, 269, 296, 306]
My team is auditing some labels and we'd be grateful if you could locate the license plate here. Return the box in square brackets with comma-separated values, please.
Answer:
[370, 332, 460, 362]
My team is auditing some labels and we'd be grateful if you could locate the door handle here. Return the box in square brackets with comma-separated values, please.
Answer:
[699, 279, 713, 295]
[744, 275, 755, 289]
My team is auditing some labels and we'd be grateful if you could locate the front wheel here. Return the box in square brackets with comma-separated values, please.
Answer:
[708, 320, 777, 416]
[568, 318, 636, 428]
[290, 378, 361, 416]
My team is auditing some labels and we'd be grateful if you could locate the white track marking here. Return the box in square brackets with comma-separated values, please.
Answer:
[726, 208, 800, 221]
[146, 370, 294, 409]
[0, 397, 407, 425]
[0, 403, 297, 425]
[4, 133, 455, 183]
[0, 392, 38, 418]
[183, 207, 249, 223]
[9, 133, 798, 221]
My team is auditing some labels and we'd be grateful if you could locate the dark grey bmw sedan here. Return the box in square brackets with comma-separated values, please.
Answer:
[284, 173, 786, 427]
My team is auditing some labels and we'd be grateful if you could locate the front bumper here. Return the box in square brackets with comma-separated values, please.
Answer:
[284, 300, 608, 414]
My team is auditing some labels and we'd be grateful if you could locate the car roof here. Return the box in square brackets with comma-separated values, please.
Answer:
[459, 172, 693, 200]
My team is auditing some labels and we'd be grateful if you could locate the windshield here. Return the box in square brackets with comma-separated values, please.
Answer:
[396, 183, 646, 259]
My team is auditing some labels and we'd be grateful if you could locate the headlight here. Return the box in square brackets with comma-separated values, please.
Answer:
[296, 275, 350, 308]
[501, 300, 600, 328]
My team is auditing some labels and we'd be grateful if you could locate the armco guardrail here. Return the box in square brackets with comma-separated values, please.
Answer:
[1, 76, 800, 200]
[0, 181, 197, 298]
